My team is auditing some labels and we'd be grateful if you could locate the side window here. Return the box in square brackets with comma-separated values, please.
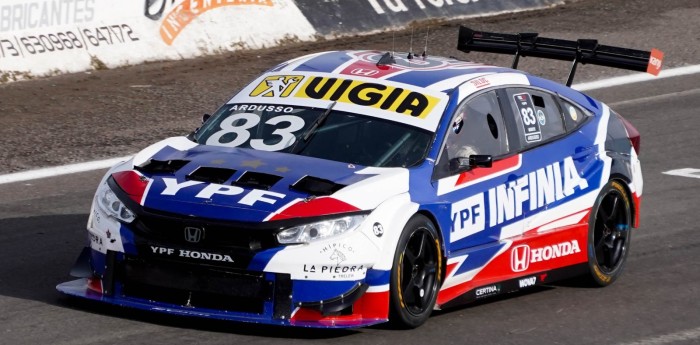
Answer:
[437, 91, 508, 177]
[560, 98, 590, 130]
[505, 88, 565, 149]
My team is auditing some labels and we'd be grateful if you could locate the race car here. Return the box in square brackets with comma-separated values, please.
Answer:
[57, 27, 663, 329]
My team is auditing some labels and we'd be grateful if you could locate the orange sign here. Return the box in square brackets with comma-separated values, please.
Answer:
[159, 0, 273, 45]
[646, 48, 664, 76]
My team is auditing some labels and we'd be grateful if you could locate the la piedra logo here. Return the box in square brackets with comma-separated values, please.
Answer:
[144, 0, 273, 45]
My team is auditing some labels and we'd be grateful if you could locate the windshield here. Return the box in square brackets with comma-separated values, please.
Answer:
[193, 103, 433, 168]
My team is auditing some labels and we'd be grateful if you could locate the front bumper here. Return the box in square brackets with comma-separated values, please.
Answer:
[57, 247, 389, 328]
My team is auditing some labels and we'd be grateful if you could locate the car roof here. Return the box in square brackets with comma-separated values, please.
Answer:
[232, 50, 597, 133]
[268, 50, 524, 93]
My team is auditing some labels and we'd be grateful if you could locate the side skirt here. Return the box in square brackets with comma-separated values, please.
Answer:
[440, 263, 589, 309]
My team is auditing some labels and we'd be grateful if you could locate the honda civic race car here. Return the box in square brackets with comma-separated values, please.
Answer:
[57, 27, 663, 328]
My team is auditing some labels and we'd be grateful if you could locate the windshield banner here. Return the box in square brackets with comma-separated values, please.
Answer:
[232, 72, 449, 131]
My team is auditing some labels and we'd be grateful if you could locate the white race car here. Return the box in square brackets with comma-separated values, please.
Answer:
[58, 27, 661, 328]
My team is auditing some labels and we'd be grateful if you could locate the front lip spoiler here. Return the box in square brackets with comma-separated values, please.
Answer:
[68, 247, 93, 279]
[298, 282, 368, 315]
[56, 279, 386, 329]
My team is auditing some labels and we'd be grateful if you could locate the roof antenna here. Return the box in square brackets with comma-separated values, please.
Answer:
[421, 27, 429, 59]
[377, 32, 396, 67]
[407, 28, 415, 60]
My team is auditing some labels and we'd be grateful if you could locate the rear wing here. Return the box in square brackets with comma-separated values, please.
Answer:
[457, 26, 664, 86]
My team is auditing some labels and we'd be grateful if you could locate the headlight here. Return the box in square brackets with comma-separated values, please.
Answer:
[96, 182, 136, 223]
[276, 214, 367, 244]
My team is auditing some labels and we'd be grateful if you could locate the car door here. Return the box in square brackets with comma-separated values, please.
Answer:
[497, 87, 588, 235]
[433, 90, 527, 253]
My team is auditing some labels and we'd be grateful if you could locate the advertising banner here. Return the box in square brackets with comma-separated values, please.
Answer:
[0, 0, 316, 82]
[292, 0, 562, 36]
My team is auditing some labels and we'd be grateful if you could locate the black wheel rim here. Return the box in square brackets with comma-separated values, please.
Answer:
[399, 228, 438, 316]
[593, 190, 630, 273]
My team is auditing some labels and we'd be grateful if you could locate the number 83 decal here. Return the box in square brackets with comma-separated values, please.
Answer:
[205, 113, 306, 151]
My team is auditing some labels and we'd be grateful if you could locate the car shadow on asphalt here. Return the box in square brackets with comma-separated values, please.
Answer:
[59, 296, 360, 338]
[0, 214, 88, 305]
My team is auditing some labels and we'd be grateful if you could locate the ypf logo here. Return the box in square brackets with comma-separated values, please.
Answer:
[184, 227, 205, 243]
[510, 244, 530, 272]
[249, 75, 303, 97]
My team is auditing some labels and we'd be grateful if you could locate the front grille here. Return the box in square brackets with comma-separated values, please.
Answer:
[133, 210, 279, 251]
[120, 256, 274, 314]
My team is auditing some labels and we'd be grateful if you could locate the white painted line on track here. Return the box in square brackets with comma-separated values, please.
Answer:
[0, 156, 131, 185]
[663, 168, 700, 179]
[608, 88, 700, 108]
[0, 64, 699, 185]
[615, 326, 700, 345]
[573, 64, 700, 91]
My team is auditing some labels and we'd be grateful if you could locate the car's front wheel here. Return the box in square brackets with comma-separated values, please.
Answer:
[586, 180, 632, 286]
[389, 215, 442, 328]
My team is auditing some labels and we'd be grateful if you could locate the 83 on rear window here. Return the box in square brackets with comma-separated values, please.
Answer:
[513, 93, 542, 143]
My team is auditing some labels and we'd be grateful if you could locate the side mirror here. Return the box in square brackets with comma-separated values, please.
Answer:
[190, 114, 212, 140]
[449, 154, 493, 174]
[469, 155, 493, 168]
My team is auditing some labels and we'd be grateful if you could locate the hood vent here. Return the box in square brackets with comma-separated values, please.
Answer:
[187, 167, 237, 184]
[136, 159, 189, 174]
[233, 171, 282, 190]
[290, 176, 346, 196]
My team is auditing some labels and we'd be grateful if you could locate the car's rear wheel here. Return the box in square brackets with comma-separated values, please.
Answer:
[586, 180, 632, 286]
[389, 215, 442, 328]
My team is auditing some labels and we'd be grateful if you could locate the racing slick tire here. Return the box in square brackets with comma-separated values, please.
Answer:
[585, 180, 632, 287]
[389, 214, 442, 328]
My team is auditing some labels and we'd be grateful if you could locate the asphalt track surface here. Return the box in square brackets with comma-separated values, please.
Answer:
[1, 0, 699, 344]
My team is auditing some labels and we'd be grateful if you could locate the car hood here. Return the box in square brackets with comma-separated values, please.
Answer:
[125, 137, 410, 223]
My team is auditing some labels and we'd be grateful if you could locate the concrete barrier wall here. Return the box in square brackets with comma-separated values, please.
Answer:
[293, 0, 562, 36]
[0, 0, 560, 83]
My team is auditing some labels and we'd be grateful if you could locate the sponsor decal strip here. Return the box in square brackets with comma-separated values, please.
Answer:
[449, 156, 588, 243]
[438, 234, 586, 306]
[159, 177, 287, 207]
[293, 75, 440, 119]
[239, 71, 448, 131]
[149, 245, 235, 263]
[511, 240, 581, 272]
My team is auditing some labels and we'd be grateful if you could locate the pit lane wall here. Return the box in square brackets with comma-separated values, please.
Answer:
[0, 0, 560, 83]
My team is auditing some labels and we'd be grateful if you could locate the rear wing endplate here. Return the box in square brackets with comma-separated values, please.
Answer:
[457, 26, 664, 86]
